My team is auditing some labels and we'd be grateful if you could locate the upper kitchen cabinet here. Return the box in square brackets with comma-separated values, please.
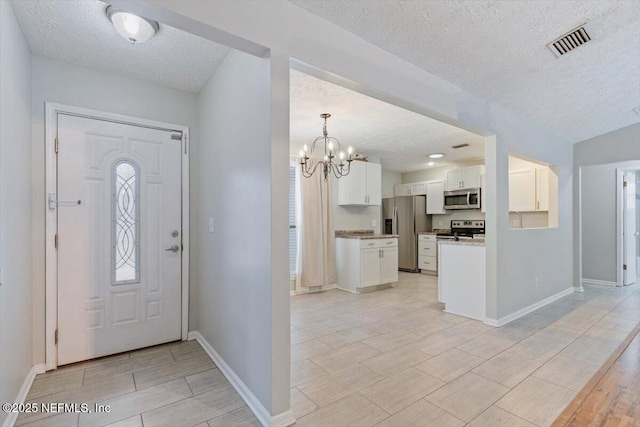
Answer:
[508, 167, 550, 212]
[509, 168, 537, 211]
[338, 161, 382, 206]
[426, 180, 445, 214]
[393, 181, 426, 197]
[537, 168, 550, 211]
[445, 165, 485, 190]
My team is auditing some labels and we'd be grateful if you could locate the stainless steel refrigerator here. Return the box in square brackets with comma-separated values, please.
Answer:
[382, 196, 431, 272]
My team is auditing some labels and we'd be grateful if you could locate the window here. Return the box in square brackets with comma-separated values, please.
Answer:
[113, 160, 140, 284]
[289, 165, 297, 276]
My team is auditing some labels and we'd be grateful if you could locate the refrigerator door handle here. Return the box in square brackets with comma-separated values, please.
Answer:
[393, 206, 398, 235]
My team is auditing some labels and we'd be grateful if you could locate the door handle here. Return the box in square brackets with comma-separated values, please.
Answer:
[165, 245, 180, 253]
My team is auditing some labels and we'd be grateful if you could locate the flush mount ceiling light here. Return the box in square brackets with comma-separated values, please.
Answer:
[106, 6, 159, 44]
[428, 153, 445, 159]
[299, 113, 354, 181]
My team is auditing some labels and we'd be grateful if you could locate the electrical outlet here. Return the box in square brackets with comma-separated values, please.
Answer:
[534, 277, 539, 287]
[209, 217, 215, 233]
[371, 219, 377, 228]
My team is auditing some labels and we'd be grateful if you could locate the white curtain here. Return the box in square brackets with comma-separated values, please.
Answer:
[295, 166, 336, 291]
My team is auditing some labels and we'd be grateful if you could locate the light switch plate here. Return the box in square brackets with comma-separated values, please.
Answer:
[371, 219, 377, 228]
[209, 217, 215, 233]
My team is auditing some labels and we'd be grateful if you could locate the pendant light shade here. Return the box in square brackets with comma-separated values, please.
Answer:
[106, 6, 159, 44]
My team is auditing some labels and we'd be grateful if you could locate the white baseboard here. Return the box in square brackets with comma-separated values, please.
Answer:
[2, 364, 45, 427]
[484, 287, 576, 327]
[187, 331, 295, 427]
[581, 278, 618, 287]
[290, 283, 336, 296]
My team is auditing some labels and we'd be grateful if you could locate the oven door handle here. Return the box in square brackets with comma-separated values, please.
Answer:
[466, 191, 470, 207]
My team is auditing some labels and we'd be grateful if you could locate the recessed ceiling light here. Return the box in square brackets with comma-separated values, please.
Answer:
[428, 153, 445, 159]
[427, 161, 435, 166]
[106, 6, 159, 44]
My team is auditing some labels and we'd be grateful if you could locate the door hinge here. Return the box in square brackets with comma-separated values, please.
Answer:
[54, 234, 59, 249]
[54, 137, 59, 153]
[184, 136, 188, 155]
[623, 181, 627, 188]
[623, 264, 627, 270]
[54, 329, 58, 345]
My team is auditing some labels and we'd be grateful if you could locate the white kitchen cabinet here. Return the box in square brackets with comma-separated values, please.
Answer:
[426, 180, 445, 214]
[393, 181, 426, 197]
[418, 234, 437, 273]
[509, 167, 549, 212]
[393, 183, 410, 196]
[336, 237, 398, 293]
[360, 248, 381, 287]
[537, 168, 549, 211]
[445, 169, 463, 191]
[379, 247, 399, 284]
[339, 161, 382, 206]
[445, 165, 485, 190]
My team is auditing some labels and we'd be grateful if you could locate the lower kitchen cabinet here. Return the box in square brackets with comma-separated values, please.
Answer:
[336, 237, 398, 293]
[418, 234, 437, 273]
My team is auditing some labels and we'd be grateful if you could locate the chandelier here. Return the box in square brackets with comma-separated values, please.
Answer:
[299, 113, 353, 180]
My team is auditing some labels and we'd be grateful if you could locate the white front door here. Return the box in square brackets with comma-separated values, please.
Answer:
[56, 114, 183, 365]
[623, 171, 637, 285]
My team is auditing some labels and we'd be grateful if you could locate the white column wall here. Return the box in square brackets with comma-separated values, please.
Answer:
[196, 49, 279, 414]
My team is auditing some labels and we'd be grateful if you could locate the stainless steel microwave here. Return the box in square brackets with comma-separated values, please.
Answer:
[444, 188, 481, 210]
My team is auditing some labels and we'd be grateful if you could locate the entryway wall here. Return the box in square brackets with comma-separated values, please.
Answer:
[0, 3, 33, 426]
[30, 55, 199, 365]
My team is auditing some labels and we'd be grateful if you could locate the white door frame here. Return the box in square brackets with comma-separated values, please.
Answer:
[45, 102, 190, 370]
[617, 167, 639, 286]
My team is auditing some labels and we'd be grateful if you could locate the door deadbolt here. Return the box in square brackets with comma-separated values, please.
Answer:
[171, 230, 179, 238]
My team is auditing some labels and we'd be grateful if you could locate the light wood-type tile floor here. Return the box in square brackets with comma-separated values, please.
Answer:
[291, 272, 640, 427]
[16, 340, 261, 427]
[15, 273, 639, 427]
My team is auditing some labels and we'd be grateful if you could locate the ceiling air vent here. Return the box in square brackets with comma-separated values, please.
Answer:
[452, 143, 470, 149]
[547, 24, 591, 57]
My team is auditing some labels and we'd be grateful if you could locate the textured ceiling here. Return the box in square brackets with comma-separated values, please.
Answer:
[291, 0, 640, 143]
[290, 70, 484, 173]
[10, 0, 230, 93]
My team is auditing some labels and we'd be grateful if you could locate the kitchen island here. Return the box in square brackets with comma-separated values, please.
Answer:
[438, 240, 486, 320]
[335, 230, 399, 293]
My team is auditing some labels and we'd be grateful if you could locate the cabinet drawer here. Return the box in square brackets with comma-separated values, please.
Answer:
[418, 241, 437, 257]
[419, 234, 436, 242]
[359, 238, 397, 249]
[419, 255, 437, 271]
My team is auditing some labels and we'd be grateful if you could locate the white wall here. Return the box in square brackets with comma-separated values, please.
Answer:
[126, 0, 576, 412]
[0, 1, 33, 423]
[574, 123, 640, 287]
[382, 169, 401, 198]
[30, 56, 198, 364]
[196, 49, 289, 416]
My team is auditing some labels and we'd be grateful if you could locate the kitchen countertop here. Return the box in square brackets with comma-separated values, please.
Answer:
[418, 229, 451, 235]
[438, 240, 485, 247]
[335, 230, 398, 239]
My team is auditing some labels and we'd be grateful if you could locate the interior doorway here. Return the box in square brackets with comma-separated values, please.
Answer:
[45, 104, 190, 369]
